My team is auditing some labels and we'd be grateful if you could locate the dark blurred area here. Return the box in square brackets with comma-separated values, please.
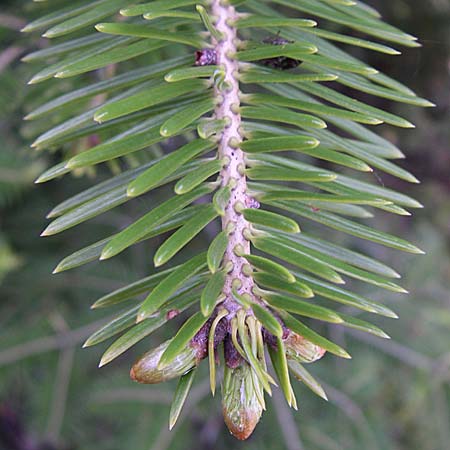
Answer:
[0, 1, 449, 450]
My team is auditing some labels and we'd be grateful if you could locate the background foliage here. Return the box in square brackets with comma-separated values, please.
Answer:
[0, 1, 449, 449]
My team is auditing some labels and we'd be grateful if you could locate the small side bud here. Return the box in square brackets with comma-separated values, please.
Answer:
[195, 48, 217, 66]
[222, 363, 264, 440]
[284, 331, 326, 364]
[130, 340, 199, 384]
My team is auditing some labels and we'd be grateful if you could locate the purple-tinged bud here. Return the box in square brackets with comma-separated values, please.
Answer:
[195, 48, 217, 66]
[284, 331, 326, 364]
[222, 363, 264, 440]
[224, 334, 244, 369]
[130, 340, 199, 384]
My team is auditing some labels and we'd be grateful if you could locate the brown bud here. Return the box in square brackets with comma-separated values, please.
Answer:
[258, 36, 301, 71]
[130, 340, 198, 384]
[284, 331, 326, 364]
[222, 363, 264, 440]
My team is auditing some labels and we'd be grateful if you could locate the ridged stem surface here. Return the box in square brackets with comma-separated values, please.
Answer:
[212, 1, 254, 317]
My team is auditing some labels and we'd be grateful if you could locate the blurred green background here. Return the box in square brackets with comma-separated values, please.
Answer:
[0, 1, 449, 449]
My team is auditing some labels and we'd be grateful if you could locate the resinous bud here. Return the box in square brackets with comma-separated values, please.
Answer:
[130, 340, 199, 384]
[222, 362, 264, 440]
[284, 331, 326, 364]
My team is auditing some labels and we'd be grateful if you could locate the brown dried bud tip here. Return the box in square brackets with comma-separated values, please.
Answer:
[130, 340, 199, 384]
[258, 35, 301, 71]
[195, 48, 218, 66]
[284, 331, 326, 364]
[262, 36, 293, 46]
[222, 363, 264, 440]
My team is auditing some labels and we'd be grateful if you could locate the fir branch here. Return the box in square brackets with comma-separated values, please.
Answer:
[212, 0, 254, 318]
